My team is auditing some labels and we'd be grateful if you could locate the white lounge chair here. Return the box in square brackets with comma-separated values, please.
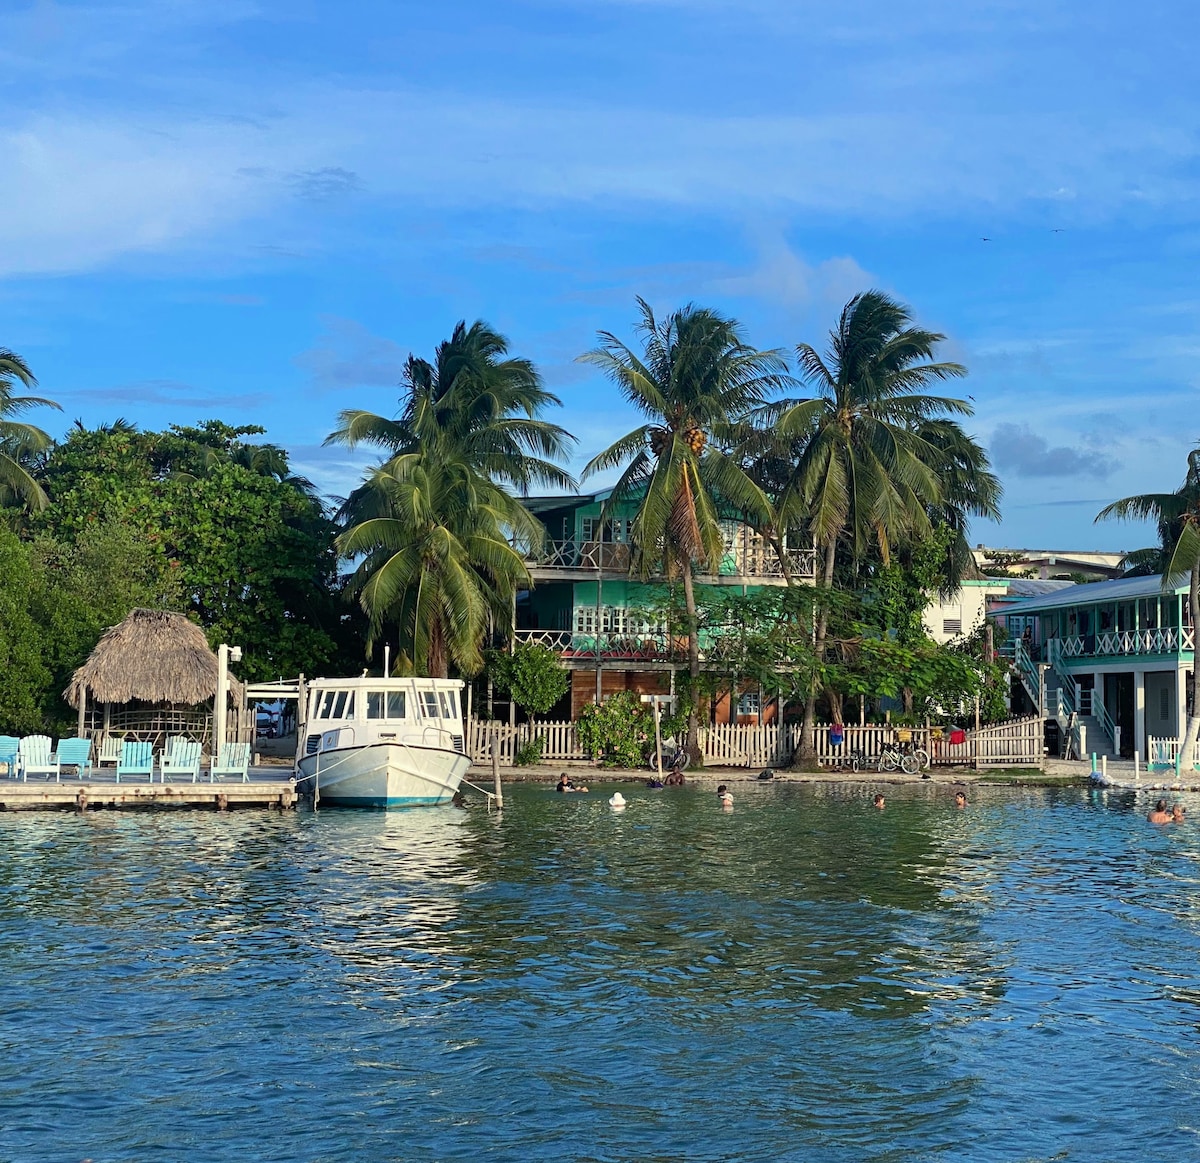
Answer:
[97, 736, 125, 768]
[161, 737, 202, 783]
[19, 735, 59, 782]
[210, 742, 251, 783]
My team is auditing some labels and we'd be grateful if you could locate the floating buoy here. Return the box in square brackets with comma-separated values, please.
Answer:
[608, 792, 626, 810]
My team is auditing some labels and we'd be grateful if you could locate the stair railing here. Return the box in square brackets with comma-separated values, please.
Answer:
[1090, 689, 1119, 752]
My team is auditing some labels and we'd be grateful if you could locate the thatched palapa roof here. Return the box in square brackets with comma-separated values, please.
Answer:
[65, 608, 242, 709]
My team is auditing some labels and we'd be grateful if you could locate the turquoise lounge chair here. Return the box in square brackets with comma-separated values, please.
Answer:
[19, 735, 59, 782]
[115, 741, 154, 783]
[161, 737, 202, 783]
[0, 736, 18, 779]
[56, 737, 92, 778]
[210, 742, 251, 783]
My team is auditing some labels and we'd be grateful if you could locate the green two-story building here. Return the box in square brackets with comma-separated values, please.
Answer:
[514, 489, 816, 719]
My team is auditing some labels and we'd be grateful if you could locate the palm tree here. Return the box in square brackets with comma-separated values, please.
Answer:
[0, 349, 60, 511]
[769, 291, 975, 755]
[914, 418, 1002, 591]
[327, 320, 575, 675]
[338, 454, 543, 677]
[580, 298, 790, 763]
[328, 320, 575, 494]
[1098, 446, 1200, 776]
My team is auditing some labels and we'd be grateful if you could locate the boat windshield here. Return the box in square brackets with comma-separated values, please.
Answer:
[315, 690, 355, 720]
[366, 691, 406, 720]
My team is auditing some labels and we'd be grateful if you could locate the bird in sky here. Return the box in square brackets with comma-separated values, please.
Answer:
[981, 237, 991, 242]
[1051, 228, 1066, 233]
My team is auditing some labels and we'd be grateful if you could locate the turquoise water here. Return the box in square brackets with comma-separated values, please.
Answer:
[2, 782, 1199, 1162]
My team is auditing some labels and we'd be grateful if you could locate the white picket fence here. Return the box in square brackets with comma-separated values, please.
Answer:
[1148, 736, 1200, 770]
[467, 715, 1045, 768]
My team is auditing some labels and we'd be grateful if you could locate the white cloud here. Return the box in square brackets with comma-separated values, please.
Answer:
[2, 78, 1199, 279]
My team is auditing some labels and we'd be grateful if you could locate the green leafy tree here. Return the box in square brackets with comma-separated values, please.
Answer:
[488, 642, 570, 718]
[0, 349, 60, 513]
[581, 299, 789, 764]
[768, 291, 984, 755]
[33, 423, 349, 681]
[0, 532, 53, 733]
[1098, 445, 1200, 774]
[328, 321, 574, 677]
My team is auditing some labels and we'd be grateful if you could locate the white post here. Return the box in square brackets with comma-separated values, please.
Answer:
[77, 688, 87, 739]
[1134, 751, 1140, 782]
[1134, 669, 1146, 762]
[215, 645, 228, 757]
[655, 698, 663, 779]
[1114, 725, 1121, 757]
[491, 726, 503, 810]
[214, 645, 242, 757]
[384, 644, 390, 678]
[1101, 754, 1108, 783]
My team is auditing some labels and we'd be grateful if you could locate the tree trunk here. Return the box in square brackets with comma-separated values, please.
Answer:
[1177, 562, 1200, 778]
[427, 616, 449, 679]
[798, 538, 837, 761]
[682, 563, 703, 767]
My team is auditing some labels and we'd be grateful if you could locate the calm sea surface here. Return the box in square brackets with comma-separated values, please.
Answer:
[2, 782, 1199, 1162]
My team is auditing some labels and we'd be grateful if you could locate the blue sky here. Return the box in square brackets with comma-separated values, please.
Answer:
[3, 0, 1199, 550]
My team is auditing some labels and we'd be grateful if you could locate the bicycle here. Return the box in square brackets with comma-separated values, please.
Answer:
[878, 744, 920, 775]
[829, 749, 869, 773]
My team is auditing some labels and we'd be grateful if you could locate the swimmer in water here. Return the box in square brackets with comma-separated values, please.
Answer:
[954, 790, 967, 810]
[716, 783, 733, 809]
[1147, 799, 1172, 824]
[873, 793, 885, 810]
[1172, 803, 1187, 823]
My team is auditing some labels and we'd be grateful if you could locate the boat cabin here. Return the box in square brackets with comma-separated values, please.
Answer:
[299, 677, 467, 759]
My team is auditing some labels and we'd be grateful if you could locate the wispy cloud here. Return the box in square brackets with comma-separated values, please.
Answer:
[57, 379, 271, 411]
[294, 317, 408, 391]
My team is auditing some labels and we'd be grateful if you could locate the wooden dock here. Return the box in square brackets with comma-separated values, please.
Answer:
[0, 769, 298, 811]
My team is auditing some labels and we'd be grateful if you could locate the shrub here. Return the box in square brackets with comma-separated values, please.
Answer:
[514, 734, 545, 766]
[576, 691, 653, 767]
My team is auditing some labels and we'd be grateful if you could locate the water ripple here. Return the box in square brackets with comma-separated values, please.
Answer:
[1, 784, 1198, 1161]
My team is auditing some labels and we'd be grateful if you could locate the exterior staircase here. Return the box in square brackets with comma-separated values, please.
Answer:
[1012, 639, 1120, 760]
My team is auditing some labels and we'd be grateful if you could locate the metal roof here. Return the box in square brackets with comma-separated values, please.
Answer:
[1002, 579, 1078, 597]
[1000, 573, 1185, 613]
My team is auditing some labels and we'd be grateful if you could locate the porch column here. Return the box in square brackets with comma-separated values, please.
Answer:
[1178, 666, 1190, 738]
[77, 688, 87, 738]
[1134, 668, 1146, 760]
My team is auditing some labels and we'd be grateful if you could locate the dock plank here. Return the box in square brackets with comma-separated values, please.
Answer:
[0, 768, 298, 811]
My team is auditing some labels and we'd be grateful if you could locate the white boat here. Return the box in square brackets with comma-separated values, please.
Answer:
[294, 676, 472, 808]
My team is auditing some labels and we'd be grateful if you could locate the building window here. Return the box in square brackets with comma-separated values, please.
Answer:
[737, 691, 760, 716]
[943, 618, 962, 635]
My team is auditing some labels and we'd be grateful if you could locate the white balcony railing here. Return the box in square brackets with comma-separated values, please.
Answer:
[514, 538, 816, 581]
[1095, 627, 1195, 656]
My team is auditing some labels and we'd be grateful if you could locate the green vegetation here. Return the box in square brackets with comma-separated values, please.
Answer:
[487, 642, 570, 718]
[576, 691, 656, 767]
[328, 321, 573, 677]
[0, 289, 1005, 744]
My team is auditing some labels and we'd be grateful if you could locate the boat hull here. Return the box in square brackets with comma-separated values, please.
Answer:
[296, 742, 471, 808]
